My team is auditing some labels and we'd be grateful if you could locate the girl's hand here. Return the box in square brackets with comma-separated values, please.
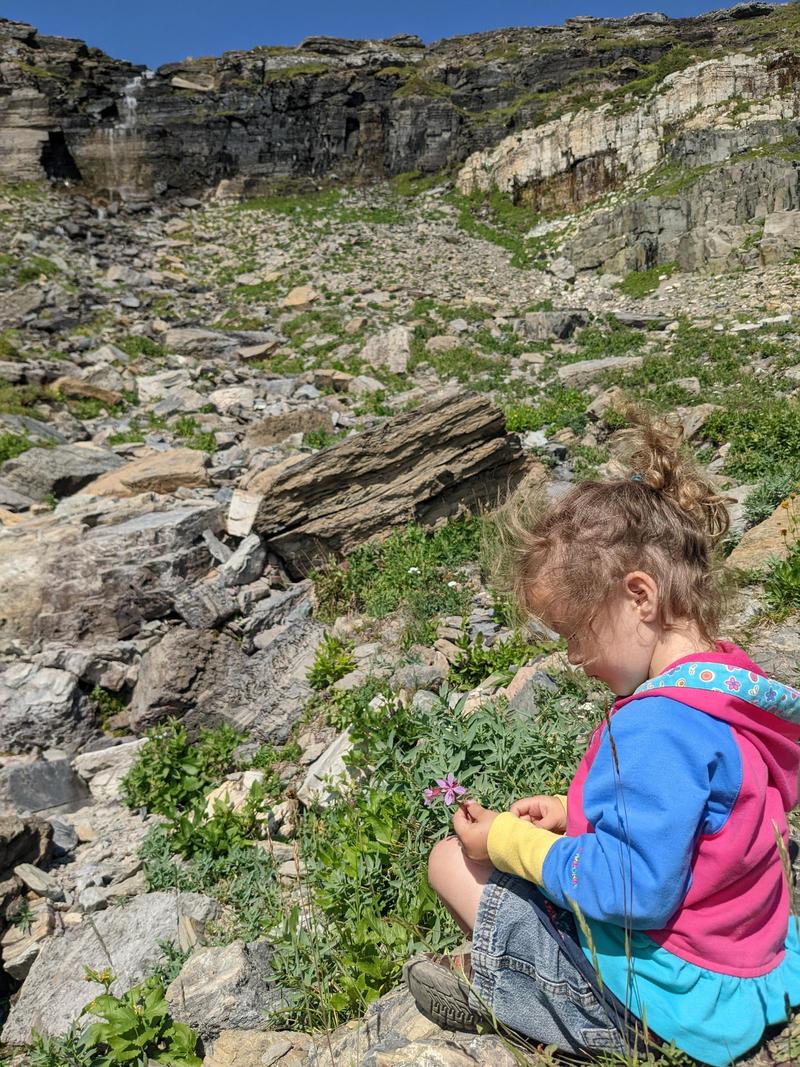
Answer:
[453, 800, 499, 862]
[509, 795, 567, 834]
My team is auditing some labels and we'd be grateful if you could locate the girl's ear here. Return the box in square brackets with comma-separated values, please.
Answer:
[623, 571, 658, 622]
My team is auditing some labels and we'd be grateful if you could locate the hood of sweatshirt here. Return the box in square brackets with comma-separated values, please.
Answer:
[615, 640, 800, 812]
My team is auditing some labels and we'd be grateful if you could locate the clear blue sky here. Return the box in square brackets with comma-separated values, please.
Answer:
[5, 1, 729, 69]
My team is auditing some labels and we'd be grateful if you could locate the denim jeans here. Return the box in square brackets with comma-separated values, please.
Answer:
[469, 870, 650, 1056]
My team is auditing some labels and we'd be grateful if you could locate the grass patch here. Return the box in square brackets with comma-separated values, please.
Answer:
[0, 431, 35, 464]
[616, 263, 675, 298]
[391, 169, 447, 197]
[115, 336, 166, 359]
[704, 401, 800, 482]
[504, 386, 589, 435]
[310, 517, 482, 646]
[173, 415, 217, 452]
[15, 255, 60, 285]
[445, 189, 551, 269]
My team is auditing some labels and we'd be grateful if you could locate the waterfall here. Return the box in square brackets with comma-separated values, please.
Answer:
[105, 70, 155, 201]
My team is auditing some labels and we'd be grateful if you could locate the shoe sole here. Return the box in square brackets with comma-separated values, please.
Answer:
[403, 956, 482, 1033]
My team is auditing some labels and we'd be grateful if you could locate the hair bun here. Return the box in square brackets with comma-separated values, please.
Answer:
[610, 406, 731, 545]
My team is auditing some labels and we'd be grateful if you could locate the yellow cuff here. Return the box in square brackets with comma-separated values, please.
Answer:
[487, 812, 561, 883]
[554, 794, 568, 818]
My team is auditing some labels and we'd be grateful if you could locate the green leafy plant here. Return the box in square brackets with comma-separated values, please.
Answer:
[763, 539, 800, 621]
[28, 970, 201, 1067]
[307, 634, 356, 689]
[166, 783, 270, 860]
[12, 897, 35, 935]
[121, 720, 244, 818]
[449, 626, 547, 689]
[81, 969, 201, 1067]
[744, 472, 800, 529]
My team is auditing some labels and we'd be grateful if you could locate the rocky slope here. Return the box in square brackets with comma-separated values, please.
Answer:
[0, 166, 798, 1064]
[0, 8, 799, 1065]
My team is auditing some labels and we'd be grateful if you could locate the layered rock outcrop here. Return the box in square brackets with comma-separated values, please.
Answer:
[3, 4, 799, 201]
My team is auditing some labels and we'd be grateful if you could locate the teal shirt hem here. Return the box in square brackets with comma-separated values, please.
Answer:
[578, 918, 800, 1066]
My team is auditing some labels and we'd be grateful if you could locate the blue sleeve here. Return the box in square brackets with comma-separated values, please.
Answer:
[540, 696, 741, 928]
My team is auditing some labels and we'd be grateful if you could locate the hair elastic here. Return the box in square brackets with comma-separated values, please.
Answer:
[630, 473, 643, 482]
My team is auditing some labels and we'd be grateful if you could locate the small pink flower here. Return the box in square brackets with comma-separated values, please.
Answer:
[436, 772, 466, 806]
[725, 676, 741, 692]
[423, 786, 441, 806]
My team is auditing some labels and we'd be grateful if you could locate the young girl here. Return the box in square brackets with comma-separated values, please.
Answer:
[404, 412, 800, 1065]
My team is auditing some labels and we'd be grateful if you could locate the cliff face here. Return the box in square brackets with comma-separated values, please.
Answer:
[1, 4, 796, 201]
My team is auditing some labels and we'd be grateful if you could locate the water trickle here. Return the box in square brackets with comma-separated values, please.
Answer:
[104, 70, 155, 202]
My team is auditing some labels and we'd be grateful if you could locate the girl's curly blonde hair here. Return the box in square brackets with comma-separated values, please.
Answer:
[489, 406, 733, 645]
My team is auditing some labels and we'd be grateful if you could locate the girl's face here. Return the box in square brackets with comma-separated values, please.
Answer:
[532, 579, 658, 697]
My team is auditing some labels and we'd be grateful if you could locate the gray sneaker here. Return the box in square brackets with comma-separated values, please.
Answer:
[403, 953, 486, 1033]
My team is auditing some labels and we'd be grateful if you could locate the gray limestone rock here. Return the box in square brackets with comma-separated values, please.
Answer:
[0, 497, 223, 647]
[0, 664, 94, 754]
[0, 443, 125, 503]
[166, 940, 288, 1041]
[0, 757, 90, 816]
[524, 309, 588, 340]
[218, 534, 266, 587]
[557, 354, 644, 388]
[359, 326, 412, 374]
[1, 892, 217, 1046]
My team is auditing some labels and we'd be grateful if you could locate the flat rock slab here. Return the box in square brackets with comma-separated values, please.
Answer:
[0, 443, 125, 504]
[253, 389, 530, 576]
[557, 355, 643, 387]
[78, 448, 210, 497]
[1, 891, 217, 1046]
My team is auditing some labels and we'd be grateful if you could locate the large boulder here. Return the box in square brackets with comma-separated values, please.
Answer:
[252, 389, 531, 575]
[1, 891, 217, 1046]
[0, 496, 223, 646]
[126, 618, 324, 742]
